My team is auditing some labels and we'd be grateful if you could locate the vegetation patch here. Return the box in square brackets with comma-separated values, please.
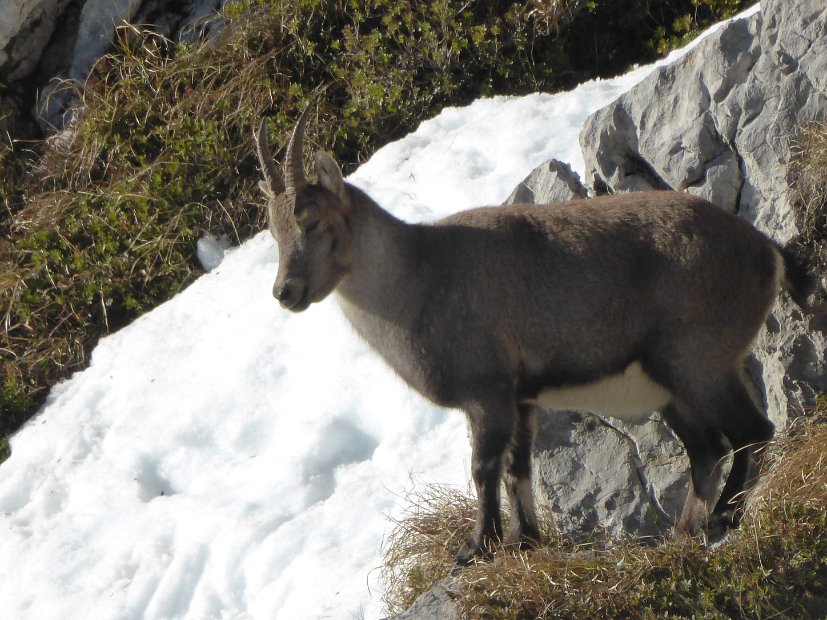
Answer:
[381, 402, 827, 618]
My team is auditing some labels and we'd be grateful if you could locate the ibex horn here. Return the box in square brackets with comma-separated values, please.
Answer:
[254, 119, 282, 195]
[284, 105, 311, 201]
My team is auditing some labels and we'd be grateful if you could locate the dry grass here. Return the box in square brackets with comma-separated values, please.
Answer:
[747, 407, 827, 525]
[381, 484, 477, 615]
[382, 402, 827, 618]
[791, 120, 827, 272]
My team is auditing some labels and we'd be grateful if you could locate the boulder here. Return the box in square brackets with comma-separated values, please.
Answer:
[581, 0, 827, 242]
[580, 0, 827, 427]
[521, 1, 827, 545]
[426, 0, 827, 568]
[503, 159, 587, 205]
[533, 411, 688, 538]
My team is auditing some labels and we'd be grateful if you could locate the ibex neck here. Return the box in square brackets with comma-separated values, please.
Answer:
[335, 185, 422, 329]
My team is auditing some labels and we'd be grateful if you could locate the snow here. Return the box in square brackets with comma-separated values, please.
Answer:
[197, 233, 231, 271]
[0, 6, 759, 620]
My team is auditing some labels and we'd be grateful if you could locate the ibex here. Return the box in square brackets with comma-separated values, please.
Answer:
[255, 108, 813, 563]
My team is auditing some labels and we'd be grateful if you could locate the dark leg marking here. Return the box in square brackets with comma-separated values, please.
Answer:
[713, 374, 774, 525]
[504, 404, 540, 548]
[456, 390, 516, 565]
[661, 401, 730, 535]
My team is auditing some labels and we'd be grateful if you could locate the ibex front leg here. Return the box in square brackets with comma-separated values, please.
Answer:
[505, 404, 541, 548]
[456, 389, 516, 565]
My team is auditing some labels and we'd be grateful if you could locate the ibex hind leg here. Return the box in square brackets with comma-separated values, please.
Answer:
[504, 404, 541, 549]
[713, 374, 774, 526]
[660, 400, 730, 535]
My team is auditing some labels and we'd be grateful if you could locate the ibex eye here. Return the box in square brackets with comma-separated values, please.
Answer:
[305, 220, 321, 234]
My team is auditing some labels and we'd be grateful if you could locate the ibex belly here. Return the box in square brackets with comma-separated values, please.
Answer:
[525, 361, 672, 422]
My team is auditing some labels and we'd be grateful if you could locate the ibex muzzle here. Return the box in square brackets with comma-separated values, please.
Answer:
[255, 109, 815, 564]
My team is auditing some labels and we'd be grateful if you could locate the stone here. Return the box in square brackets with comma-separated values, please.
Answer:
[0, 0, 73, 83]
[503, 159, 587, 205]
[532, 411, 688, 537]
[580, 13, 760, 212]
[386, 578, 462, 620]
[481, 0, 827, 559]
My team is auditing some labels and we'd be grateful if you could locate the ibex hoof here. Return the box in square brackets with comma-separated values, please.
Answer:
[454, 539, 494, 568]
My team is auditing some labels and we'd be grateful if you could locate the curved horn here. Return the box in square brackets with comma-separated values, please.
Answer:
[254, 119, 282, 195]
[284, 106, 310, 201]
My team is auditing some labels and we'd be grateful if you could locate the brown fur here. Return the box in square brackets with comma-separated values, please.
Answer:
[255, 115, 797, 563]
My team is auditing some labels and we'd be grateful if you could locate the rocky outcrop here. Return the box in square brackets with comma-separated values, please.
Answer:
[0, 0, 228, 133]
[527, 0, 827, 544]
[526, 0, 827, 543]
[533, 411, 688, 537]
[0, 0, 74, 82]
[580, 0, 827, 244]
[580, 0, 827, 427]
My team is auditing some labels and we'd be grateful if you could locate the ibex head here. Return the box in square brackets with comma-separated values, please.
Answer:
[255, 109, 353, 311]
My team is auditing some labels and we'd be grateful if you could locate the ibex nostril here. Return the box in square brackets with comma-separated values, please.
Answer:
[274, 278, 307, 309]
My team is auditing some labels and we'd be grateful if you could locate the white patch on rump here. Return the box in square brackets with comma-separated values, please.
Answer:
[523, 361, 672, 422]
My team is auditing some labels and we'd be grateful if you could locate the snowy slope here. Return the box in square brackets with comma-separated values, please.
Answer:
[0, 7, 758, 619]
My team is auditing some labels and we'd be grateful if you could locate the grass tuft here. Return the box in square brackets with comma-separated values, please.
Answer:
[381, 485, 477, 615]
[791, 120, 827, 273]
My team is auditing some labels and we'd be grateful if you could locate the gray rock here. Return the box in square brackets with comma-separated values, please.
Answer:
[582, 0, 827, 242]
[579, 0, 827, 426]
[532, 411, 688, 538]
[503, 159, 587, 205]
[0, 0, 73, 83]
[496, 0, 827, 549]
[386, 577, 463, 620]
[580, 13, 760, 211]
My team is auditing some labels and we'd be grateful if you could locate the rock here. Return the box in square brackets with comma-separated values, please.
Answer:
[532, 411, 688, 538]
[492, 0, 827, 548]
[503, 159, 587, 205]
[582, 0, 827, 242]
[579, 0, 827, 426]
[580, 13, 760, 212]
[0, 0, 73, 83]
[386, 578, 463, 620]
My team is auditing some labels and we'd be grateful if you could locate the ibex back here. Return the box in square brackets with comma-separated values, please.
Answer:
[255, 109, 807, 563]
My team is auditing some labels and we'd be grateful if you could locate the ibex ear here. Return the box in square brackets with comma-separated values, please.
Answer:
[315, 151, 345, 202]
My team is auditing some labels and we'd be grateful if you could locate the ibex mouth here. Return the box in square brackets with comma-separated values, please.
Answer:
[274, 278, 310, 312]
[285, 292, 311, 313]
